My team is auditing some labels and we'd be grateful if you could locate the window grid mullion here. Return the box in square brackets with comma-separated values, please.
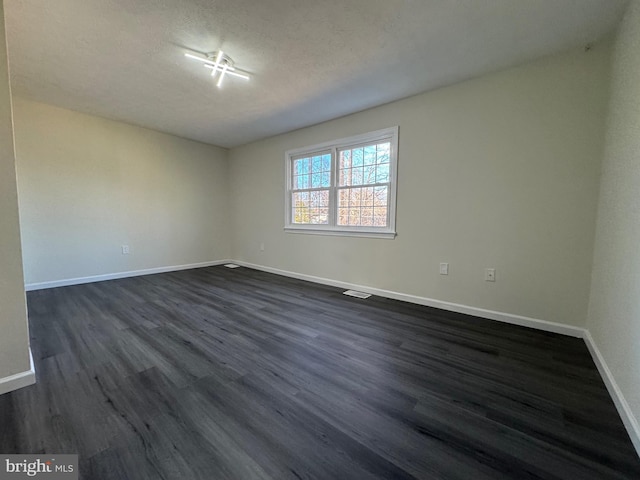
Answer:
[291, 186, 330, 193]
[335, 181, 389, 190]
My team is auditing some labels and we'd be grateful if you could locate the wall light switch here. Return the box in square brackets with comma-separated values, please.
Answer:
[485, 268, 496, 282]
[439, 263, 449, 275]
[260, 242, 265, 252]
[122, 245, 130, 255]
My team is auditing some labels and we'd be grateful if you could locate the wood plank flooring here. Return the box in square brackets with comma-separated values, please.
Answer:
[1, 265, 639, 479]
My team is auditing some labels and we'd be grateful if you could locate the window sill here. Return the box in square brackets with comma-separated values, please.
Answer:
[284, 226, 396, 239]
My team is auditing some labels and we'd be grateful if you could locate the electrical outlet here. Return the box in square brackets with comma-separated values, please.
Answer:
[439, 263, 449, 275]
[260, 242, 265, 252]
[485, 268, 496, 282]
[121, 245, 130, 255]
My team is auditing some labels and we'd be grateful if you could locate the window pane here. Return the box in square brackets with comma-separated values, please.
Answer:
[361, 207, 374, 226]
[309, 173, 328, 189]
[352, 208, 362, 225]
[338, 189, 349, 206]
[348, 187, 361, 207]
[321, 154, 331, 171]
[340, 168, 351, 186]
[364, 145, 376, 165]
[294, 191, 310, 204]
[311, 156, 323, 174]
[377, 143, 390, 164]
[294, 174, 310, 189]
[363, 187, 375, 206]
[309, 207, 329, 224]
[351, 167, 364, 186]
[352, 148, 364, 167]
[321, 172, 330, 187]
[310, 190, 329, 208]
[340, 150, 351, 169]
[338, 150, 351, 186]
[311, 172, 323, 188]
[364, 164, 376, 184]
[373, 208, 388, 226]
[341, 206, 361, 226]
[293, 158, 309, 176]
[338, 208, 349, 226]
[375, 164, 389, 183]
[374, 186, 388, 206]
[293, 207, 309, 224]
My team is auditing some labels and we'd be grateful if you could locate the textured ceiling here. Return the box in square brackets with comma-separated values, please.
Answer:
[4, 0, 629, 148]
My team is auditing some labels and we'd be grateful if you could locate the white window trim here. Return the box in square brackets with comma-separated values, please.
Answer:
[284, 126, 398, 239]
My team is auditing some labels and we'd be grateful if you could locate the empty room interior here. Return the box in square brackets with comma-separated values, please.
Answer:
[1, 0, 640, 478]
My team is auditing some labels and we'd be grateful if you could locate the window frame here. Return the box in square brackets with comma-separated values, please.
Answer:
[284, 126, 398, 239]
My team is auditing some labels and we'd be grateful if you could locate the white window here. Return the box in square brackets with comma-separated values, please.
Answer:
[285, 127, 398, 238]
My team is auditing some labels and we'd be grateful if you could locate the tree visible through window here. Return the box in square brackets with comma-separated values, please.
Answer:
[337, 142, 390, 227]
[292, 153, 331, 225]
[285, 127, 398, 238]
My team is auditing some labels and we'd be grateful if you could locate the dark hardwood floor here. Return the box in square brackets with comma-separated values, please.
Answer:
[1, 266, 639, 479]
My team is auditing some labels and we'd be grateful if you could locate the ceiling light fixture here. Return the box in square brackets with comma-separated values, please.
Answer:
[185, 51, 250, 88]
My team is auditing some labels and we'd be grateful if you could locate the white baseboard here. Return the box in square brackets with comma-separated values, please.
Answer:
[25, 260, 228, 291]
[0, 348, 36, 395]
[583, 331, 640, 456]
[231, 260, 586, 338]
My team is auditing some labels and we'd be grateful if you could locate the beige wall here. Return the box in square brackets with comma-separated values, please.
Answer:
[588, 0, 640, 442]
[229, 44, 611, 328]
[14, 97, 230, 285]
[0, 1, 31, 381]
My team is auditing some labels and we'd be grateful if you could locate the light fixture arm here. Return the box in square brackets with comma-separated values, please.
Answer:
[184, 50, 250, 87]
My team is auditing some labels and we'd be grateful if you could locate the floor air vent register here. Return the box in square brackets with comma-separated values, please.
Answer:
[342, 290, 371, 299]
